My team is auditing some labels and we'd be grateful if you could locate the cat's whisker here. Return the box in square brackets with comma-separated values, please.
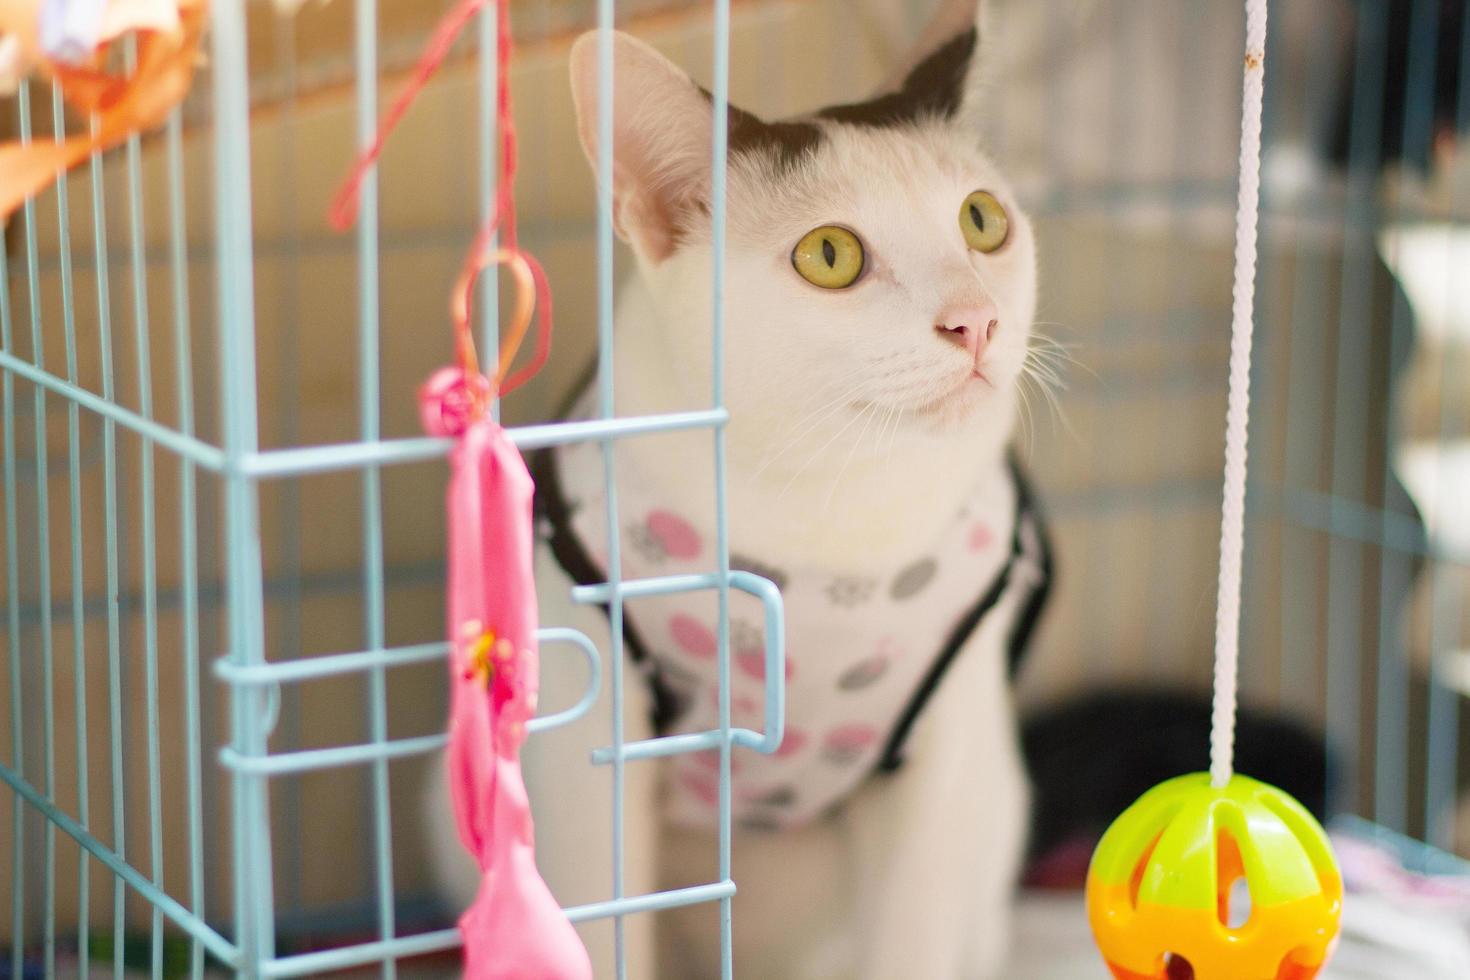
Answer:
[1022, 343, 1071, 392]
[1024, 345, 1067, 382]
[756, 395, 863, 477]
[825, 400, 882, 509]
[755, 378, 872, 476]
[1026, 362, 1068, 397]
[878, 400, 898, 453]
[764, 374, 868, 440]
[1026, 341, 1073, 366]
[1026, 331, 1093, 381]
[886, 407, 905, 467]
[1029, 342, 1075, 371]
[879, 402, 898, 457]
[1019, 353, 1080, 445]
[779, 394, 879, 500]
[1014, 372, 1037, 457]
[876, 402, 902, 496]
[1027, 374, 1054, 449]
[1041, 381, 1079, 443]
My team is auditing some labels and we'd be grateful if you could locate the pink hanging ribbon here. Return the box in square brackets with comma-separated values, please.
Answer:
[421, 368, 592, 979]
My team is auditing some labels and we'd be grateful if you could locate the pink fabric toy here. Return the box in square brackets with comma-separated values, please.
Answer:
[422, 367, 592, 980]
[338, 1, 568, 970]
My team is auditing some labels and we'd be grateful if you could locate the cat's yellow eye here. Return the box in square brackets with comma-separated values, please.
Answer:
[792, 226, 865, 289]
[960, 190, 1009, 253]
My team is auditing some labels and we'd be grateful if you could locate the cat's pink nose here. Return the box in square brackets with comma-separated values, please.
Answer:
[936, 303, 999, 367]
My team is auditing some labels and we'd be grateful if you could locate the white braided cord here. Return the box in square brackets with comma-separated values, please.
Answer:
[1210, 0, 1269, 789]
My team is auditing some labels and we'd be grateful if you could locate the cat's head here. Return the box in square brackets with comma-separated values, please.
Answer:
[569, 0, 1035, 452]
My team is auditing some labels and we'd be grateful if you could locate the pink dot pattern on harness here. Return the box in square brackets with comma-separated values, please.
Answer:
[647, 509, 703, 559]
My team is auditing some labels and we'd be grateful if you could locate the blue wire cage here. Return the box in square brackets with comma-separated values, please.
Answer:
[2, 0, 1469, 977]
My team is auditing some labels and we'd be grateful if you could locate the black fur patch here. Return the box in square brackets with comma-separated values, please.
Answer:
[818, 27, 978, 129]
[698, 86, 823, 171]
[690, 25, 978, 171]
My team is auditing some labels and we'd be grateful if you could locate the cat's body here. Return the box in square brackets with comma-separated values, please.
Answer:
[427, 2, 1046, 975]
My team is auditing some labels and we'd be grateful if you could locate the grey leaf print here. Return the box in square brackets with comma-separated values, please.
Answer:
[825, 576, 876, 607]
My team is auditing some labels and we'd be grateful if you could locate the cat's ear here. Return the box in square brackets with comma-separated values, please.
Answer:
[870, 0, 985, 119]
[569, 31, 713, 263]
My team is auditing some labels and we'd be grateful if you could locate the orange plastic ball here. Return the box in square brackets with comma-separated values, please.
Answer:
[1087, 774, 1342, 980]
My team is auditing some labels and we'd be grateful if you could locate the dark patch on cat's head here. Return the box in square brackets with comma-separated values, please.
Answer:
[688, 25, 979, 172]
[817, 28, 978, 129]
[697, 86, 823, 172]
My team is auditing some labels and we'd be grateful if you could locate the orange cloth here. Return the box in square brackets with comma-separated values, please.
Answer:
[0, 0, 206, 220]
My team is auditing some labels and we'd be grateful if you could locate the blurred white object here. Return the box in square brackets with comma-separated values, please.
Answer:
[1380, 224, 1470, 348]
[0, 33, 29, 94]
[38, 0, 180, 66]
[41, 0, 108, 64]
[1263, 140, 1327, 202]
[1438, 650, 1470, 699]
[1398, 441, 1470, 557]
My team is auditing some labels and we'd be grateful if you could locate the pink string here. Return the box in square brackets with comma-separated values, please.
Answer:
[330, 0, 552, 401]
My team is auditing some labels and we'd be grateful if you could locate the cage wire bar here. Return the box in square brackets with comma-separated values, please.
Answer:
[1424, 0, 1470, 857]
[4, 0, 779, 975]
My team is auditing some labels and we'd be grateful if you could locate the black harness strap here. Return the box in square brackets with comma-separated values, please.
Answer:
[531, 446, 686, 732]
[1005, 461, 1054, 677]
[875, 455, 1053, 772]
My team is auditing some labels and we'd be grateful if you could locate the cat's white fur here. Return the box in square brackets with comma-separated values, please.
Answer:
[424, 3, 1039, 975]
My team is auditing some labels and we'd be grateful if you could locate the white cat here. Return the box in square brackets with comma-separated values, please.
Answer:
[426, 2, 1050, 976]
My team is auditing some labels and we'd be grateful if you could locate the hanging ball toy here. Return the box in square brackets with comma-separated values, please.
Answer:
[1087, 773, 1341, 980]
[1088, 1, 1344, 977]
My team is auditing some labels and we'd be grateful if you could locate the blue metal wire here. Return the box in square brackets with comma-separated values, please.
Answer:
[216, 641, 450, 685]
[1374, 0, 1443, 837]
[1423, 0, 1470, 853]
[1276, 13, 1341, 729]
[166, 102, 208, 980]
[527, 629, 605, 733]
[52, 79, 91, 980]
[0, 94, 26, 980]
[0, 349, 225, 468]
[591, 7, 630, 975]
[120, 36, 167, 976]
[1325, 0, 1390, 815]
[0, 761, 239, 966]
[270, 5, 308, 922]
[212, 0, 278, 968]
[351, 3, 399, 974]
[16, 76, 59, 980]
[86, 99, 128, 980]
[708, 2, 737, 975]
[237, 409, 728, 477]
